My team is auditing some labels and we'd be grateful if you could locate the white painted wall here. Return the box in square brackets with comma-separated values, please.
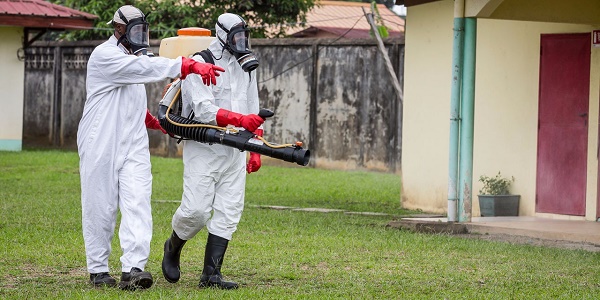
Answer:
[0, 26, 24, 151]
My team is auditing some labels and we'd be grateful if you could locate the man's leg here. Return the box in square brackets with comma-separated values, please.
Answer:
[80, 155, 119, 287]
[200, 152, 246, 289]
[165, 143, 216, 283]
[117, 150, 153, 290]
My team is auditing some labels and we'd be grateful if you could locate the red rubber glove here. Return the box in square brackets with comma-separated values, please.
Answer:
[145, 109, 167, 134]
[247, 129, 263, 173]
[180, 57, 225, 85]
[216, 109, 264, 132]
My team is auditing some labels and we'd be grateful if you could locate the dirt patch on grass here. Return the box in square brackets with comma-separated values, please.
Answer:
[0, 265, 88, 290]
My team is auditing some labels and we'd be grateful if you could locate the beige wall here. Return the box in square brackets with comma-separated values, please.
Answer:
[402, 0, 454, 214]
[402, 0, 600, 220]
[0, 27, 24, 151]
[588, 44, 600, 220]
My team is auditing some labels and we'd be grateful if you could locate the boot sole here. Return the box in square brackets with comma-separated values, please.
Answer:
[118, 276, 153, 290]
[161, 263, 180, 283]
[90, 276, 117, 288]
[198, 280, 239, 290]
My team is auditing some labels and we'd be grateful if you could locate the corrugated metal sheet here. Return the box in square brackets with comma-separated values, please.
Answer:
[287, 0, 405, 38]
[0, 0, 95, 18]
[0, 0, 96, 28]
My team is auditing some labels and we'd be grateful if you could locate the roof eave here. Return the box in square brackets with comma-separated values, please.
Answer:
[396, 0, 441, 7]
[0, 15, 95, 29]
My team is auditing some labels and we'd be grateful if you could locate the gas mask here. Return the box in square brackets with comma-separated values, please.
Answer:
[115, 8, 150, 56]
[217, 19, 259, 72]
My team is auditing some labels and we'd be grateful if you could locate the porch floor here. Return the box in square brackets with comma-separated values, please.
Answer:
[401, 216, 600, 245]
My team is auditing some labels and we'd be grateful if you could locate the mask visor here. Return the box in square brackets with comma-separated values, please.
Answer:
[127, 22, 149, 47]
[229, 28, 250, 54]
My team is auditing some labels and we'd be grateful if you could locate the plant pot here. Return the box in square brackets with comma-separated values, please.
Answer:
[478, 195, 520, 217]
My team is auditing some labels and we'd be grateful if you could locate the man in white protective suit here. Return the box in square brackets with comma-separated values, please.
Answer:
[77, 5, 224, 290]
[160, 13, 264, 290]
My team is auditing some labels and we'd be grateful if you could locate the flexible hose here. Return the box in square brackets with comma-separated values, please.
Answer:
[157, 95, 310, 166]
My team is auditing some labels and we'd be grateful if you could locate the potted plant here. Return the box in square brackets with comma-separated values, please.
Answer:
[478, 172, 520, 217]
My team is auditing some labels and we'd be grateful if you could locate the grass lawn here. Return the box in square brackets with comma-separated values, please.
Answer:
[1, 150, 599, 299]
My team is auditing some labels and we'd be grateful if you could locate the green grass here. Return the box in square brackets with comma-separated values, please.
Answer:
[1, 150, 600, 299]
[151, 154, 409, 215]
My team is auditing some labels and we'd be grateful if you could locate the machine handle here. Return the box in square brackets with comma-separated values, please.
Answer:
[258, 108, 275, 119]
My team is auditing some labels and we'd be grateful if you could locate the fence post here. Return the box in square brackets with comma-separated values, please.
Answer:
[309, 42, 319, 167]
[52, 45, 62, 146]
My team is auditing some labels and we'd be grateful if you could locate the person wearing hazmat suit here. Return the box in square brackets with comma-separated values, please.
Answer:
[160, 13, 264, 289]
[77, 5, 224, 290]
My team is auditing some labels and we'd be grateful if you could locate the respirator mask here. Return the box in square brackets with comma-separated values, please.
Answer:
[217, 20, 259, 72]
[114, 8, 150, 56]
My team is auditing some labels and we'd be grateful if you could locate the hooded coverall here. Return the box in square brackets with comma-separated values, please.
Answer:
[171, 19, 260, 241]
[78, 35, 183, 274]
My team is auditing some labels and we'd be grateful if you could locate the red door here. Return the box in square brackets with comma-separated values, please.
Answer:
[536, 33, 590, 216]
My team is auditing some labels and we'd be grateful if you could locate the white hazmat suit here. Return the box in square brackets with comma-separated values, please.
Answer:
[161, 13, 262, 289]
[171, 18, 260, 241]
[78, 35, 183, 274]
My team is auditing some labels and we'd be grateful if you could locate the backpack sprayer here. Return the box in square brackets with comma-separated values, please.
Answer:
[157, 28, 310, 166]
[157, 80, 310, 166]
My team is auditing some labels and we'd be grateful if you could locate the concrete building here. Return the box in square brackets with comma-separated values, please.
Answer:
[0, 0, 96, 151]
[400, 0, 600, 221]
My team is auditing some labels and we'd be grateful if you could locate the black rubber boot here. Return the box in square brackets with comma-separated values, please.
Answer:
[89, 272, 117, 287]
[162, 230, 187, 283]
[198, 233, 239, 290]
[118, 267, 153, 291]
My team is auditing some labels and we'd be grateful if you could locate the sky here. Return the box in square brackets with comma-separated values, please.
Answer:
[392, 5, 407, 16]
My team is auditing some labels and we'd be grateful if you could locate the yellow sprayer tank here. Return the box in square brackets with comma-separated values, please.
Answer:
[159, 27, 215, 59]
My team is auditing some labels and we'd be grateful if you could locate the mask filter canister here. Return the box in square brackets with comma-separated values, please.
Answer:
[236, 53, 259, 72]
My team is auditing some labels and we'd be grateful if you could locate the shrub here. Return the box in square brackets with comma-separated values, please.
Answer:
[478, 172, 514, 195]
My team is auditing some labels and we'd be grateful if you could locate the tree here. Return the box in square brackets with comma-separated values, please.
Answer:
[369, 1, 389, 38]
[50, 0, 316, 40]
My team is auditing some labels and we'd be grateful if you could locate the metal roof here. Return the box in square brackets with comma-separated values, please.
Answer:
[0, 0, 97, 29]
[287, 1, 405, 39]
